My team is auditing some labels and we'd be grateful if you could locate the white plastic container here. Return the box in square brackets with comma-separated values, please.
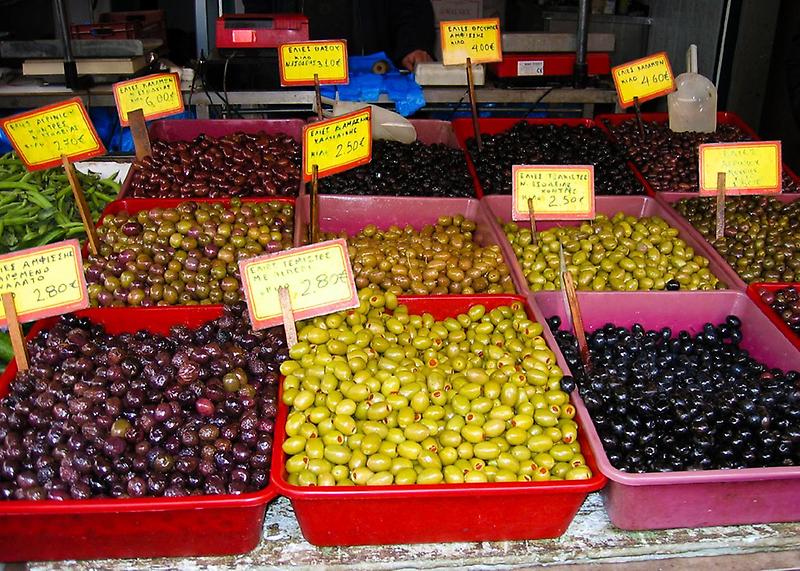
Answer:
[668, 44, 717, 133]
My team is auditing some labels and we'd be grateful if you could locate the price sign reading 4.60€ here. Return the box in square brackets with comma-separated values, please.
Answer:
[699, 141, 782, 195]
[279, 40, 349, 86]
[302, 107, 372, 181]
[440, 18, 502, 65]
[0, 98, 105, 170]
[112, 72, 184, 126]
[611, 52, 675, 108]
[239, 239, 359, 330]
[512, 165, 596, 221]
[0, 240, 89, 327]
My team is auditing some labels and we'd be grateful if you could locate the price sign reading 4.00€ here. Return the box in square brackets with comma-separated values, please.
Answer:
[0, 240, 89, 327]
[279, 40, 349, 86]
[112, 72, 184, 126]
[440, 18, 502, 65]
[302, 107, 372, 181]
[512, 165, 596, 221]
[0, 98, 105, 170]
[611, 52, 675, 108]
[699, 141, 782, 195]
[239, 239, 359, 330]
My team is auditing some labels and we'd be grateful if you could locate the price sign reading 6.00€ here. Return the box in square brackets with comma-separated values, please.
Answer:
[512, 165, 596, 221]
[0, 98, 105, 170]
[112, 72, 184, 126]
[611, 52, 675, 108]
[0, 240, 89, 327]
[440, 18, 502, 65]
[302, 107, 372, 181]
[279, 40, 349, 86]
[239, 239, 359, 330]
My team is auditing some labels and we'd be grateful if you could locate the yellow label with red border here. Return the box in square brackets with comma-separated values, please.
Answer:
[512, 165, 596, 220]
[239, 239, 359, 330]
[611, 52, 675, 108]
[302, 108, 372, 181]
[699, 141, 782, 195]
[440, 18, 502, 65]
[279, 40, 349, 86]
[112, 72, 184, 126]
[0, 98, 105, 171]
[0, 240, 89, 326]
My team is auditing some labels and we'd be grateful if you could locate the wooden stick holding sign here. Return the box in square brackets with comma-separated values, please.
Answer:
[2, 293, 28, 371]
[128, 109, 153, 160]
[62, 155, 100, 256]
[465, 57, 482, 152]
[633, 96, 645, 138]
[278, 40, 349, 120]
[527, 197, 538, 246]
[716, 171, 726, 240]
[278, 286, 298, 347]
[562, 270, 591, 370]
[313, 74, 324, 121]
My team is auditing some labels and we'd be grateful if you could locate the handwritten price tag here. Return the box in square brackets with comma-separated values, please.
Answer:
[279, 40, 349, 86]
[112, 72, 184, 126]
[512, 165, 596, 221]
[699, 141, 782, 195]
[303, 107, 371, 181]
[0, 240, 89, 327]
[440, 18, 502, 65]
[239, 239, 359, 330]
[611, 52, 675, 108]
[0, 98, 105, 170]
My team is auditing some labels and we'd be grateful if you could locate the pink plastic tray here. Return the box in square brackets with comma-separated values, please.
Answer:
[482, 194, 744, 294]
[272, 295, 606, 546]
[118, 119, 305, 199]
[532, 290, 800, 530]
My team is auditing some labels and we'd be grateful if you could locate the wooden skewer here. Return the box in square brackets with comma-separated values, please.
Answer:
[715, 172, 726, 240]
[278, 286, 298, 347]
[314, 73, 323, 121]
[2, 292, 28, 371]
[62, 155, 100, 256]
[128, 108, 152, 160]
[562, 271, 590, 370]
[466, 57, 482, 152]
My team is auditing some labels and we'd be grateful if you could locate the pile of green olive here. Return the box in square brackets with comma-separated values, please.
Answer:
[673, 196, 800, 283]
[280, 287, 591, 487]
[322, 215, 515, 295]
[503, 212, 724, 291]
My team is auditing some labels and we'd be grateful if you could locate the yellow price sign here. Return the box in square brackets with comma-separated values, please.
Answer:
[440, 18, 502, 65]
[112, 72, 184, 126]
[279, 40, 349, 86]
[611, 52, 675, 108]
[512, 165, 596, 221]
[699, 141, 782, 195]
[302, 107, 371, 181]
[0, 98, 105, 171]
[239, 239, 359, 330]
[0, 240, 89, 327]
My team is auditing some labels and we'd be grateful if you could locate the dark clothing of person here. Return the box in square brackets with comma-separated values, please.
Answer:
[241, 0, 435, 67]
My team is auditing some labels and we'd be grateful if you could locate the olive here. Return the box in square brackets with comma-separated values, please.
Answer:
[759, 285, 800, 336]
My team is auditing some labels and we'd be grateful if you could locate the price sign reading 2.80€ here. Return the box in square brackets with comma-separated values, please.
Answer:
[512, 165, 596, 221]
[440, 18, 502, 65]
[0, 240, 89, 327]
[302, 107, 372, 182]
[611, 52, 675, 108]
[112, 72, 184, 126]
[239, 239, 359, 330]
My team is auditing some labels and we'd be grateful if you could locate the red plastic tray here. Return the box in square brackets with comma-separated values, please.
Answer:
[271, 294, 606, 546]
[533, 290, 800, 530]
[482, 194, 745, 294]
[488, 53, 610, 78]
[451, 117, 653, 198]
[118, 119, 305, 199]
[747, 283, 800, 350]
[0, 307, 278, 561]
[596, 112, 800, 190]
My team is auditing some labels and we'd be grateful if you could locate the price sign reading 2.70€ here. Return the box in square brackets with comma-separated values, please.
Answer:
[440, 18, 502, 66]
[0, 240, 89, 327]
[112, 72, 184, 126]
[239, 239, 359, 330]
[279, 40, 349, 86]
[0, 98, 105, 171]
[512, 165, 596, 221]
[611, 52, 675, 108]
[302, 107, 372, 182]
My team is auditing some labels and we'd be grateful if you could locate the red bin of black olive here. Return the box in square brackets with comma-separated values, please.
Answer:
[747, 283, 800, 350]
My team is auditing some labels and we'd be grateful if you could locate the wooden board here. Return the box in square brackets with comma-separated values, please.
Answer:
[22, 57, 146, 76]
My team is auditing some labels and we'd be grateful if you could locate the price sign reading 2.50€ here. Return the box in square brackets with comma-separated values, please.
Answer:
[302, 107, 372, 181]
[611, 52, 675, 108]
[112, 72, 184, 126]
[440, 18, 502, 65]
[239, 239, 359, 330]
[512, 165, 596, 221]
[0, 240, 89, 327]
[0, 98, 105, 170]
